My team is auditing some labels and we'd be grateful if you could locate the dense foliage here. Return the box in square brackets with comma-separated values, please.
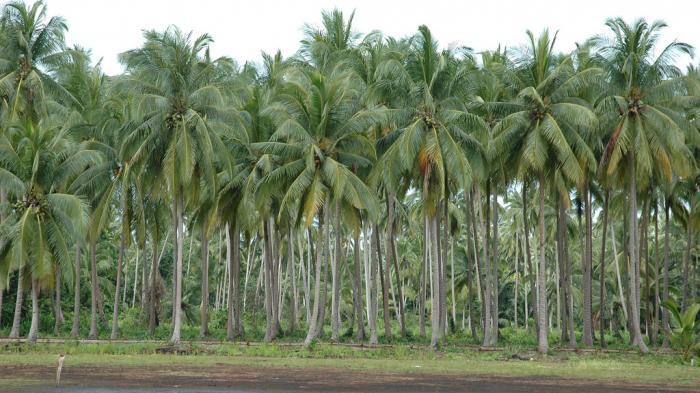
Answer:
[0, 1, 698, 356]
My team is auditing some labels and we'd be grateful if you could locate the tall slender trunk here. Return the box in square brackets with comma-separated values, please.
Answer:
[439, 200, 448, 339]
[170, 189, 185, 345]
[53, 265, 64, 335]
[582, 183, 594, 346]
[627, 152, 649, 353]
[376, 221, 391, 341]
[148, 232, 160, 335]
[9, 266, 24, 338]
[368, 224, 379, 344]
[288, 228, 299, 332]
[141, 242, 148, 309]
[610, 223, 628, 320]
[480, 185, 493, 347]
[88, 241, 99, 339]
[298, 234, 310, 326]
[233, 222, 244, 337]
[352, 230, 365, 341]
[263, 220, 275, 342]
[599, 189, 610, 347]
[465, 190, 478, 339]
[513, 216, 520, 331]
[430, 213, 441, 349]
[131, 246, 139, 308]
[419, 219, 427, 338]
[537, 174, 548, 353]
[563, 203, 576, 348]
[386, 193, 405, 337]
[201, 220, 210, 338]
[304, 200, 329, 346]
[522, 182, 536, 334]
[641, 197, 651, 337]
[661, 201, 672, 350]
[651, 200, 660, 344]
[27, 278, 40, 344]
[490, 191, 499, 346]
[681, 220, 693, 311]
[110, 228, 126, 339]
[331, 199, 342, 341]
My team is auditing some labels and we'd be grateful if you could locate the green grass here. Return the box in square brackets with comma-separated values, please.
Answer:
[1, 341, 699, 387]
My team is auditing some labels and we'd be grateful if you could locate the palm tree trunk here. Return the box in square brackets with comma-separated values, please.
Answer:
[288, 228, 298, 333]
[201, 221, 210, 338]
[304, 202, 329, 346]
[233, 221, 244, 338]
[9, 267, 24, 338]
[430, 212, 441, 349]
[89, 241, 99, 339]
[368, 223, 379, 344]
[465, 190, 478, 339]
[651, 200, 660, 344]
[563, 203, 576, 349]
[599, 189, 610, 348]
[131, 246, 139, 308]
[419, 217, 428, 338]
[490, 191, 499, 346]
[263, 220, 275, 342]
[148, 232, 159, 335]
[54, 265, 64, 335]
[352, 230, 365, 341]
[610, 223, 627, 320]
[171, 189, 185, 345]
[627, 153, 649, 353]
[297, 234, 310, 326]
[331, 199, 342, 341]
[681, 221, 693, 311]
[582, 182, 594, 346]
[111, 228, 126, 340]
[390, 206, 406, 338]
[661, 201, 672, 349]
[141, 243, 148, 309]
[480, 185, 492, 347]
[376, 220, 391, 341]
[641, 197, 650, 338]
[537, 173, 548, 354]
[386, 193, 405, 337]
[522, 182, 536, 334]
[27, 278, 40, 344]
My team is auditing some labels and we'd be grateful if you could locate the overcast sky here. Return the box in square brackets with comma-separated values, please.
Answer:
[47, 0, 699, 75]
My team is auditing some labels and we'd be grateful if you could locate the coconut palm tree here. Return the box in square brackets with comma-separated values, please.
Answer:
[258, 63, 381, 346]
[375, 25, 485, 348]
[0, 0, 75, 338]
[491, 30, 598, 353]
[594, 18, 695, 353]
[117, 27, 236, 344]
[0, 115, 91, 343]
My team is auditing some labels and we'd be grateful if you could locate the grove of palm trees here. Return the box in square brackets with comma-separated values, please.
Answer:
[1, 1, 699, 361]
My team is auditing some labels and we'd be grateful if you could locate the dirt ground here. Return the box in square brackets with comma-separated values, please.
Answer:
[2, 363, 698, 393]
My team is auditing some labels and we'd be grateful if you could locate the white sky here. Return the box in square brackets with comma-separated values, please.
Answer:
[47, 0, 699, 75]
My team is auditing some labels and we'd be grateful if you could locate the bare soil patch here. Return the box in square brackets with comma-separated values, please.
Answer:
[2, 363, 698, 392]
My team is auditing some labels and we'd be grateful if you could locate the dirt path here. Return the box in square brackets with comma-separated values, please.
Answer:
[2, 363, 697, 393]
